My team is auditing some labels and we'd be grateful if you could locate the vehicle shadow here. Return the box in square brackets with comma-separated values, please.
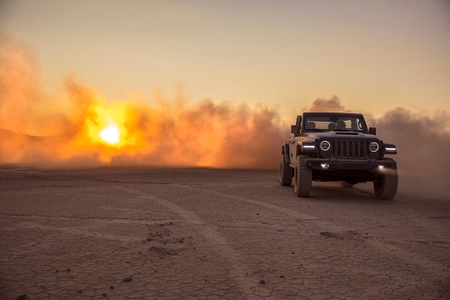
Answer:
[305, 182, 392, 203]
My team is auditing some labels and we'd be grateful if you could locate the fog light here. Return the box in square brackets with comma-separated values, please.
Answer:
[321, 163, 329, 170]
[378, 165, 385, 170]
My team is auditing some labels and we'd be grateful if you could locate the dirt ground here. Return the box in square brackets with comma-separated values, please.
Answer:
[0, 166, 449, 300]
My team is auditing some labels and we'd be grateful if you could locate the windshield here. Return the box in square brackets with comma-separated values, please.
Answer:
[303, 114, 367, 132]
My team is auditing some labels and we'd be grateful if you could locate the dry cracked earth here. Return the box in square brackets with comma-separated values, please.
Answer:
[0, 166, 449, 300]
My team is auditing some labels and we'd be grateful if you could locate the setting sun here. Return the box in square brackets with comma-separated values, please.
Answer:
[99, 123, 120, 145]
[81, 101, 130, 148]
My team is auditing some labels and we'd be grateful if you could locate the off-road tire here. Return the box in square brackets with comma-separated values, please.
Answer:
[279, 155, 293, 186]
[293, 155, 312, 197]
[340, 181, 355, 188]
[373, 168, 398, 200]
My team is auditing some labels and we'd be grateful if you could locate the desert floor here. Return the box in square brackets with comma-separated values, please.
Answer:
[0, 166, 449, 299]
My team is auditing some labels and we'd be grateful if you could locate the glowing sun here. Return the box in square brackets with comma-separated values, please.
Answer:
[99, 123, 120, 144]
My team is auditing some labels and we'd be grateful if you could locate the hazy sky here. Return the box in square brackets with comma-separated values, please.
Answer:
[1, 0, 449, 117]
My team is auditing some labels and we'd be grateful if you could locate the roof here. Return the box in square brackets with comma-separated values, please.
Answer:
[302, 112, 364, 117]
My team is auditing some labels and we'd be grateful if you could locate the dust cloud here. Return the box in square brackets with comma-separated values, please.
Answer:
[372, 108, 450, 199]
[0, 77, 288, 169]
[0, 35, 288, 169]
[1, 36, 449, 198]
[307, 95, 346, 112]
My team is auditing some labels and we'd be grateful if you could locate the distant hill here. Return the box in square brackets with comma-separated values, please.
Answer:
[0, 128, 46, 141]
[0, 128, 64, 142]
[0, 129, 66, 165]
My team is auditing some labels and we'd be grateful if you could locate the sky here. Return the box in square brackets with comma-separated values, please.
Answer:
[1, 0, 449, 118]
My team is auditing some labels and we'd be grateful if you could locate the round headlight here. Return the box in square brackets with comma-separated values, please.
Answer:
[369, 141, 379, 152]
[320, 140, 331, 151]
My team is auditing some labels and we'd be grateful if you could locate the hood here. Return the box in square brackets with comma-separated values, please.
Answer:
[303, 131, 380, 142]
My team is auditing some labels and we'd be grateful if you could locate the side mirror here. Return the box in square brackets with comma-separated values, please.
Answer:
[291, 125, 300, 134]
[369, 127, 376, 135]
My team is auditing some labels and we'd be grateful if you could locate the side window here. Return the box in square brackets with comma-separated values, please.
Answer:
[349, 118, 365, 131]
[357, 120, 363, 130]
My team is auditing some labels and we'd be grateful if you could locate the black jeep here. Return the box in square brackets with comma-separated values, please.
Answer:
[280, 112, 398, 200]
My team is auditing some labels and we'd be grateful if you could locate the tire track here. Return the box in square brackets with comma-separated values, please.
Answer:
[1, 213, 177, 225]
[173, 184, 449, 275]
[172, 184, 319, 220]
[114, 186, 276, 300]
[15, 222, 141, 242]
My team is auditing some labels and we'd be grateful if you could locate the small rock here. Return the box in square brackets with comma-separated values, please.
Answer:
[78, 290, 82, 294]
[320, 231, 335, 238]
[102, 293, 107, 297]
[17, 295, 28, 300]
[110, 286, 114, 289]
[67, 268, 71, 272]
[280, 275, 285, 278]
[122, 276, 133, 282]
[259, 279, 266, 284]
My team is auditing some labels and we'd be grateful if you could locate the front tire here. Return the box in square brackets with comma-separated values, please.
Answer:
[374, 168, 398, 200]
[279, 155, 293, 186]
[293, 155, 312, 197]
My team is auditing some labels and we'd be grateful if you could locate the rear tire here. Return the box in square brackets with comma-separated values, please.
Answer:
[279, 155, 293, 186]
[293, 155, 312, 197]
[374, 168, 398, 200]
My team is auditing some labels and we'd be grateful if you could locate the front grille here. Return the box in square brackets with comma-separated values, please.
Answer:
[330, 140, 371, 159]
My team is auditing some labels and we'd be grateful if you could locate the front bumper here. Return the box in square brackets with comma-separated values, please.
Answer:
[305, 158, 397, 172]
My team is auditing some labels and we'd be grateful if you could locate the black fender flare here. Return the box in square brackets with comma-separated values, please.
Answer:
[283, 143, 290, 163]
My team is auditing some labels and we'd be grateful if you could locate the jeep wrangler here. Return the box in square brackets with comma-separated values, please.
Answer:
[280, 112, 398, 200]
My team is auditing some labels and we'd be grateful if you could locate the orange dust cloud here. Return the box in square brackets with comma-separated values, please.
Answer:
[0, 76, 289, 169]
[0, 37, 289, 169]
[1, 36, 450, 200]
